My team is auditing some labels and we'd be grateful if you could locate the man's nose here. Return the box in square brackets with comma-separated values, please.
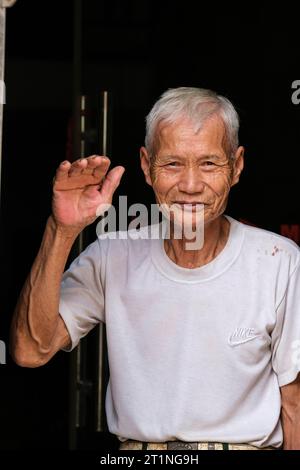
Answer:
[178, 167, 205, 194]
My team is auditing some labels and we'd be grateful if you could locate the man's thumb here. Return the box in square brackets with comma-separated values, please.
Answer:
[101, 166, 125, 200]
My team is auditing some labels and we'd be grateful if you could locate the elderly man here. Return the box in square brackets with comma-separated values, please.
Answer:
[11, 87, 300, 450]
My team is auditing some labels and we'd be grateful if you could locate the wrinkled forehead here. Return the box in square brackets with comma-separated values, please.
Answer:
[154, 114, 230, 156]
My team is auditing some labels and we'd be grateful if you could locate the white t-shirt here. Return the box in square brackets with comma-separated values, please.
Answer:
[59, 215, 300, 448]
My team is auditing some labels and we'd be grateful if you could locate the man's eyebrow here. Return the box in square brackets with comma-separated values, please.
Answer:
[159, 154, 224, 160]
[199, 154, 223, 160]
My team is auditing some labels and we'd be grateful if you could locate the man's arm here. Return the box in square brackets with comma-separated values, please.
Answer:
[10, 156, 125, 367]
[10, 216, 77, 367]
[280, 373, 300, 449]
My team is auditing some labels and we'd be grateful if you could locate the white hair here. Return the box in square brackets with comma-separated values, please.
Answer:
[145, 87, 240, 160]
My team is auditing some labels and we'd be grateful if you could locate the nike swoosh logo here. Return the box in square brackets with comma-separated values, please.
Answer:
[228, 335, 261, 346]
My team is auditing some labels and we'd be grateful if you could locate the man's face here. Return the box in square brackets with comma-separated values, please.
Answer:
[140, 115, 244, 228]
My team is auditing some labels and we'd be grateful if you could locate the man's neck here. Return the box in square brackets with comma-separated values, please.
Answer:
[164, 215, 230, 269]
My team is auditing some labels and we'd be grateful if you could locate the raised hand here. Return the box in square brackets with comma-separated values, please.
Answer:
[52, 155, 125, 232]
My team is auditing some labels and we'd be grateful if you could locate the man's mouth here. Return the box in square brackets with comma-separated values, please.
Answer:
[173, 202, 205, 212]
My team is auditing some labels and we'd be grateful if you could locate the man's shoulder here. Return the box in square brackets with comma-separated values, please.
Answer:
[239, 219, 300, 268]
[241, 220, 299, 251]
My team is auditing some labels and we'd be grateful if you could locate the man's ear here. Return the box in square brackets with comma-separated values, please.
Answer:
[140, 146, 153, 186]
[231, 146, 244, 187]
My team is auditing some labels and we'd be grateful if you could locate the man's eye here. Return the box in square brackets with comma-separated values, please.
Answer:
[203, 161, 215, 166]
[166, 162, 179, 167]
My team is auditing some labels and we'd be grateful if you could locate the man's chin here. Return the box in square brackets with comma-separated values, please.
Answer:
[173, 219, 204, 232]
[160, 203, 204, 226]
[168, 215, 205, 239]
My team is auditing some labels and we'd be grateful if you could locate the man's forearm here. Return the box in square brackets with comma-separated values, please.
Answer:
[281, 376, 300, 449]
[10, 215, 78, 366]
[281, 409, 300, 450]
[282, 408, 300, 449]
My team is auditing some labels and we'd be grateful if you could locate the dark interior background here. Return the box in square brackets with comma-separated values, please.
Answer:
[0, 0, 300, 450]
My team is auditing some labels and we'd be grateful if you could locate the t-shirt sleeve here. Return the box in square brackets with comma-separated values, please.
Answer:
[59, 238, 105, 352]
[271, 256, 300, 387]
